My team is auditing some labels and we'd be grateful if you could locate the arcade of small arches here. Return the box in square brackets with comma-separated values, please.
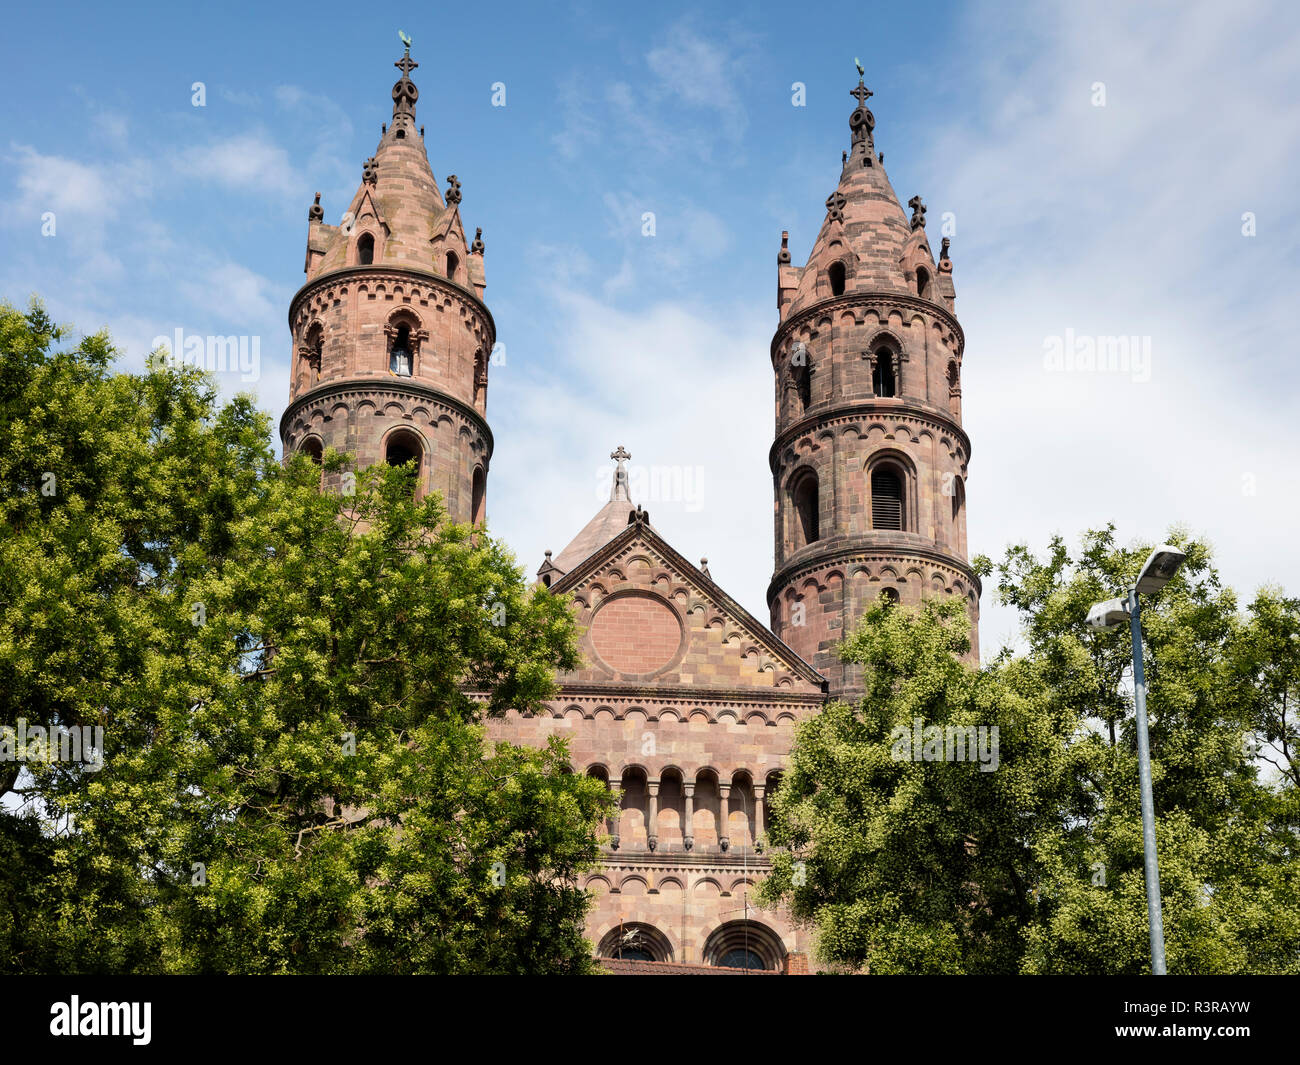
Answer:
[537, 702, 803, 728]
[773, 558, 980, 619]
[584, 765, 784, 855]
[595, 919, 786, 971]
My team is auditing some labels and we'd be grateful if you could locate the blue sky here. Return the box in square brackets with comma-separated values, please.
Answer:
[3, 0, 1299, 659]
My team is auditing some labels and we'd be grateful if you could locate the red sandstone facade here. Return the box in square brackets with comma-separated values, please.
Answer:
[282, 50, 978, 972]
[280, 46, 491, 522]
[767, 76, 979, 696]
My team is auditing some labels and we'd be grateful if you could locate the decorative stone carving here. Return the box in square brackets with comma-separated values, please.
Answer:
[908, 194, 927, 230]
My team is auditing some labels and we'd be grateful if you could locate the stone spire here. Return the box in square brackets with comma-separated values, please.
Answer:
[297, 38, 487, 301]
[776, 65, 950, 322]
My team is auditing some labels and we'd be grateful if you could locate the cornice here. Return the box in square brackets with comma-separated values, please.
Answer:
[595, 852, 774, 873]
[289, 263, 496, 342]
[772, 289, 964, 357]
[770, 400, 971, 470]
[279, 377, 494, 455]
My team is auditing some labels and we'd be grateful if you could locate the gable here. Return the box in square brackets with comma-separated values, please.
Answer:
[552, 523, 825, 694]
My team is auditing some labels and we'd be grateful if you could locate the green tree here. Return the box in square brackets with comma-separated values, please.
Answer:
[761, 526, 1300, 974]
[0, 299, 609, 974]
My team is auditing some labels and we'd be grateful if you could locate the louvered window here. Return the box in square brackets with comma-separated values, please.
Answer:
[872, 470, 903, 530]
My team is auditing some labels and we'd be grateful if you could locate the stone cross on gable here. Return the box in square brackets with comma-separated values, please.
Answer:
[610, 446, 631, 502]
[826, 190, 847, 223]
[850, 79, 873, 109]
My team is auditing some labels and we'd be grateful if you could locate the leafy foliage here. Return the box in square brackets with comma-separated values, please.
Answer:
[761, 526, 1300, 973]
[0, 299, 609, 974]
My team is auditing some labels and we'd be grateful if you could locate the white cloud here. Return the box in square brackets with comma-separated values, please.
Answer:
[174, 132, 301, 197]
[914, 0, 1300, 655]
[6, 145, 137, 218]
[488, 288, 774, 614]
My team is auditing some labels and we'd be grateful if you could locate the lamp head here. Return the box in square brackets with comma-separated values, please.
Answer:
[1087, 596, 1131, 631]
[1135, 545, 1187, 596]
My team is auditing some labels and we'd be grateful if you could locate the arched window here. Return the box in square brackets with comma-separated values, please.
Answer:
[828, 260, 846, 297]
[357, 233, 375, 265]
[299, 323, 323, 389]
[871, 467, 904, 530]
[881, 586, 901, 606]
[446, 250, 459, 281]
[916, 266, 930, 298]
[596, 923, 674, 963]
[792, 472, 819, 548]
[796, 363, 811, 411]
[872, 351, 896, 397]
[299, 437, 323, 465]
[471, 467, 486, 525]
[951, 475, 966, 553]
[702, 920, 785, 971]
[384, 430, 423, 484]
[718, 948, 765, 970]
[389, 324, 412, 376]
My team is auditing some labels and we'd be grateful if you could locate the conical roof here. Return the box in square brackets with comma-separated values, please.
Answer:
[780, 74, 939, 320]
[302, 43, 484, 293]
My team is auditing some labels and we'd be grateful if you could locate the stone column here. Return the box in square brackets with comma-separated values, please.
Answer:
[718, 783, 731, 852]
[753, 784, 766, 852]
[647, 779, 659, 852]
[608, 781, 621, 851]
[683, 782, 695, 851]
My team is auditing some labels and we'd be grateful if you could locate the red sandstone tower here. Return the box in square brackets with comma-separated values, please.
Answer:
[280, 44, 492, 523]
[767, 73, 979, 696]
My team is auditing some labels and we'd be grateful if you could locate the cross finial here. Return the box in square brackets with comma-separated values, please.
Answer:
[610, 446, 631, 502]
[908, 194, 927, 229]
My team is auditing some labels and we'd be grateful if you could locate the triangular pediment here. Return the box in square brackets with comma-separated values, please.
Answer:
[346, 183, 388, 231]
[550, 521, 825, 694]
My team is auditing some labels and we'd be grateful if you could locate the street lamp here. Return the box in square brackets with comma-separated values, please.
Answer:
[1087, 544, 1186, 976]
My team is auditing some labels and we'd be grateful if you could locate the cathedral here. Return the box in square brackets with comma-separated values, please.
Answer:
[278, 45, 978, 973]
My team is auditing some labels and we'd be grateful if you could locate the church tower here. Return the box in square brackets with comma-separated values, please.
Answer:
[767, 71, 979, 698]
[280, 42, 493, 524]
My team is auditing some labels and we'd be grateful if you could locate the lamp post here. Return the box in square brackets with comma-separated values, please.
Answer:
[1087, 544, 1186, 975]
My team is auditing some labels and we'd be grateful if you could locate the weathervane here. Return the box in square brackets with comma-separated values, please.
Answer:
[851, 57, 873, 108]
[395, 30, 418, 79]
